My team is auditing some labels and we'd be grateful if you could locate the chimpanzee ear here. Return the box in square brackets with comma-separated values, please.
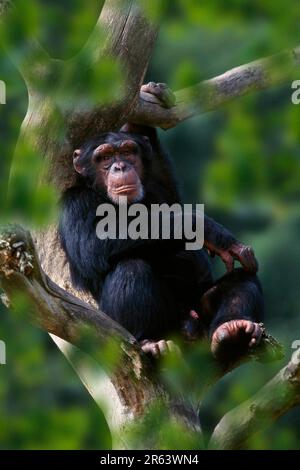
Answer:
[73, 149, 85, 174]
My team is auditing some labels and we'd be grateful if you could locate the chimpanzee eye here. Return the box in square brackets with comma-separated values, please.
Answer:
[103, 155, 112, 161]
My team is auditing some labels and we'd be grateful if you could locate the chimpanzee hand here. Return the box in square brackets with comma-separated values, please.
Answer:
[204, 216, 259, 274]
[211, 319, 264, 361]
[206, 241, 258, 274]
[140, 339, 181, 359]
[140, 82, 176, 109]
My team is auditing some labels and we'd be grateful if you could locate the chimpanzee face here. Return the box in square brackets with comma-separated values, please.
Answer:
[73, 133, 152, 204]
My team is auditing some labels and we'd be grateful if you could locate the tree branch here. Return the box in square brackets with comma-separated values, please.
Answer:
[0, 225, 202, 448]
[129, 46, 300, 129]
[208, 349, 300, 449]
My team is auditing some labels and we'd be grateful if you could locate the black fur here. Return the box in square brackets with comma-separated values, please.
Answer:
[59, 129, 263, 341]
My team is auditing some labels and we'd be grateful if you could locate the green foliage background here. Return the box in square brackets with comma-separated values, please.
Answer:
[1, 0, 300, 449]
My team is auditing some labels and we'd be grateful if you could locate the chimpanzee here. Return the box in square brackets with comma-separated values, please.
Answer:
[59, 82, 264, 362]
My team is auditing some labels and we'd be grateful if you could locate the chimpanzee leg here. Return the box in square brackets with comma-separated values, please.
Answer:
[100, 259, 178, 342]
[201, 268, 264, 363]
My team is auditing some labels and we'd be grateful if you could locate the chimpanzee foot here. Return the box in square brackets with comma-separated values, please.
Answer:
[140, 339, 181, 359]
[211, 319, 263, 362]
[140, 82, 176, 108]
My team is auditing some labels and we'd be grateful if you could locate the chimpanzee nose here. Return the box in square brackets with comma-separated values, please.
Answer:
[112, 161, 128, 173]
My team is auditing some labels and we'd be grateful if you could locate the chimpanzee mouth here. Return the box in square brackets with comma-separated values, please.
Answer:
[113, 185, 138, 194]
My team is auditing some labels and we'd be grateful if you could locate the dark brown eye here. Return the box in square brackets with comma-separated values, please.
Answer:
[92, 154, 101, 164]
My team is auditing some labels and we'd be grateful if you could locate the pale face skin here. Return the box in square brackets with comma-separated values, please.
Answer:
[92, 140, 144, 204]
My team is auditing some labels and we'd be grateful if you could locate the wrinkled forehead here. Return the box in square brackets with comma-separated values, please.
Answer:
[102, 132, 138, 144]
[94, 140, 139, 155]
[94, 132, 140, 148]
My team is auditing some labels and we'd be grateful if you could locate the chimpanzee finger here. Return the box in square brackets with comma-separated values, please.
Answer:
[140, 81, 156, 91]
[207, 249, 215, 258]
[141, 82, 175, 108]
[242, 246, 258, 273]
[231, 244, 258, 273]
[249, 324, 263, 347]
[235, 250, 254, 272]
[253, 322, 263, 340]
[157, 83, 176, 108]
[141, 340, 159, 358]
[151, 343, 160, 358]
[245, 321, 255, 335]
[141, 82, 163, 98]
[157, 340, 168, 355]
[220, 252, 234, 272]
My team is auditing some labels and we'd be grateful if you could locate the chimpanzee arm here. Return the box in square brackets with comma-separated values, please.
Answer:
[105, 211, 258, 276]
[59, 188, 171, 278]
[204, 215, 258, 274]
[59, 188, 112, 298]
[60, 186, 258, 300]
